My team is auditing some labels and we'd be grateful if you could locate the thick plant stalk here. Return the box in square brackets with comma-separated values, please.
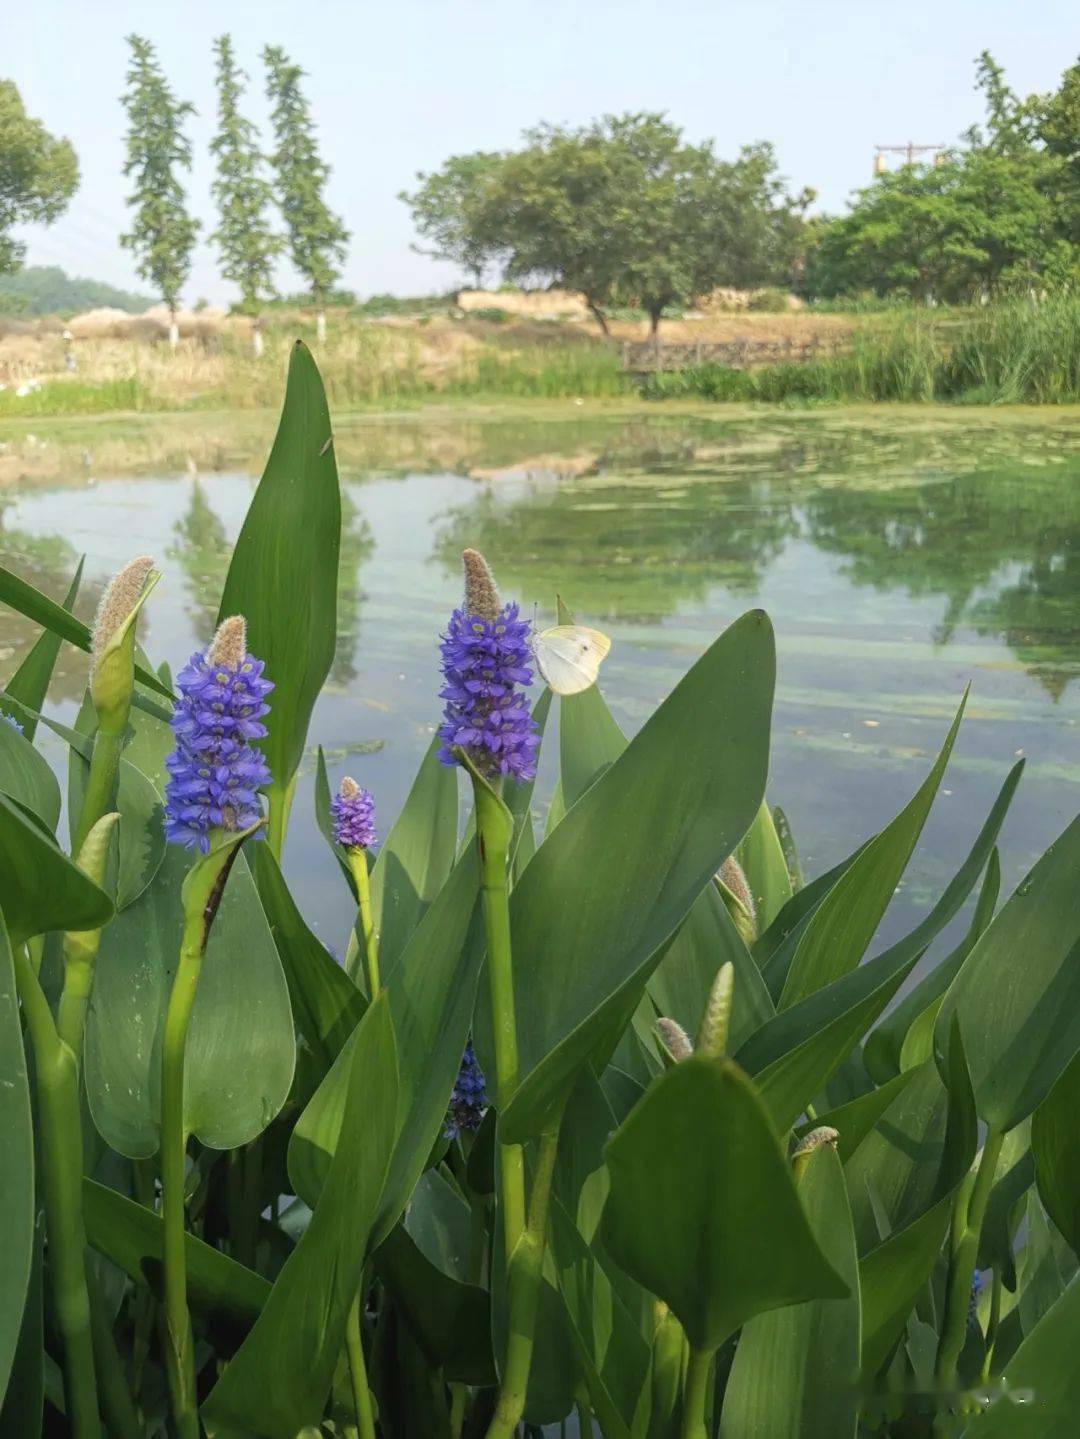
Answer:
[935, 1129, 1005, 1397]
[58, 811, 121, 1058]
[344, 1294, 377, 1439]
[160, 907, 205, 1439]
[72, 729, 125, 857]
[486, 1126, 561, 1439]
[13, 947, 101, 1439]
[348, 849, 379, 996]
[681, 1347, 714, 1439]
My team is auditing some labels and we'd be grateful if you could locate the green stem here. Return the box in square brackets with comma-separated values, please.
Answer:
[344, 1293, 376, 1439]
[449, 1380, 468, 1439]
[485, 1125, 561, 1439]
[266, 778, 294, 864]
[980, 1268, 1002, 1383]
[73, 726, 123, 857]
[13, 947, 101, 1439]
[651, 1303, 684, 1433]
[160, 913, 205, 1439]
[90, 1275, 142, 1439]
[57, 931, 97, 1061]
[935, 1129, 1005, 1396]
[349, 849, 380, 997]
[680, 1347, 714, 1439]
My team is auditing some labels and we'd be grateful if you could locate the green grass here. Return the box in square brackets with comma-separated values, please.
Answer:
[0, 377, 152, 416]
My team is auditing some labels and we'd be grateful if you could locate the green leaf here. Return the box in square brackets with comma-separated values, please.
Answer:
[369, 735, 460, 976]
[600, 1056, 847, 1352]
[502, 611, 775, 1142]
[202, 992, 398, 1439]
[0, 559, 171, 700]
[82, 1179, 268, 1329]
[217, 341, 341, 793]
[84, 844, 295, 1156]
[864, 762, 1021, 1081]
[978, 1123, 1033, 1289]
[735, 799, 793, 934]
[1032, 1049, 1080, 1258]
[249, 843, 365, 1075]
[934, 812, 1080, 1132]
[960, 1277, 1080, 1437]
[288, 851, 481, 1249]
[1, 558, 83, 742]
[0, 712, 61, 831]
[0, 909, 34, 1398]
[780, 693, 966, 1008]
[793, 1067, 917, 1164]
[720, 1144, 861, 1439]
[0, 792, 113, 946]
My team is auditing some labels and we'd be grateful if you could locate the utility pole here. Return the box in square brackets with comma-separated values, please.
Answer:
[873, 142, 947, 176]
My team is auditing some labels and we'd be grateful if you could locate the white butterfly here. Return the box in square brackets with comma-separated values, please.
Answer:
[532, 625, 612, 695]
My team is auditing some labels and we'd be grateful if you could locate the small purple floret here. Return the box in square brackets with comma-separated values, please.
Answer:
[437, 603, 539, 781]
[444, 1040, 488, 1140]
[163, 648, 273, 853]
[331, 781, 376, 849]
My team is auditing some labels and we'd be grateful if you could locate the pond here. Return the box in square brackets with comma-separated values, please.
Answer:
[1, 404, 1078, 964]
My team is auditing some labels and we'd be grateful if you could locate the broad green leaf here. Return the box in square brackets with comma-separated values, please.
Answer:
[549, 1195, 649, 1439]
[934, 812, 1080, 1132]
[250, 844, 365, 1074]
[288, 851, 481, 1249]
[84, 845, 295, 1156]
[82, 1180, 268, 1329]
[0, 909, 34, 1398]
[1032, 1049, 1080, 1258]
[735, 798, 793, 933]
[793, 1067, 917, 1164]
[0, 1216, 42, 1439]
[202, 993, 398, 1439]
[865, 762, 1021, 1080]
[720, 1144, 861, 1439]
[978, 1123, 1033, 1289]
[757, 845, 868, 1002]
[0, 559, 171, 700]
[0, 713, 61, 831]
[1018, 1193, 1065, 1338]
[217, 341, 341, 794]
[0, 792, 113, 946]
[780, 694, 965, 1008]
[502, 611, 775, 1142]
[1, 557, 83, 741]
[370, 735, 460, 975]
[559, 675, 625, 810]
[600, 1056, 847, 1352]
[772, 803, 804, 891]
[738, 938, 923, 1133]
[961, 1275, 1080, 1437]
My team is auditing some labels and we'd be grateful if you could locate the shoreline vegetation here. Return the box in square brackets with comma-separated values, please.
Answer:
[2, 295, 1080, 420]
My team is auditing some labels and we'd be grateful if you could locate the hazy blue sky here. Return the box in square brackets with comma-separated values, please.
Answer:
[7, 0, 1079, 306]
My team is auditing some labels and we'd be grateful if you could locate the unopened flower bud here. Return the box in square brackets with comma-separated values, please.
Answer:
[718, 856, 757, 945]
[793, 1125, 840, 1180]
[462, 548, 500, 622]
[656, 1017, 693, 1064]
[697, 961, 734, 1058]
[89, 556, 157, 734]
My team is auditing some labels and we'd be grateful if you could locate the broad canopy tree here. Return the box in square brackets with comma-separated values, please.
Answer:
[119, 35, 200, 347]
[0, 79, 78, 277]
[403, 113, 809, 335]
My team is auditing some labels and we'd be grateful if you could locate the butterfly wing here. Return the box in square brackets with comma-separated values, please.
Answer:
[534, 625, 612, 695]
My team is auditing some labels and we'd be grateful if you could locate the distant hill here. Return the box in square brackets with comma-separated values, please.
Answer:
[0, 265, 153, 317]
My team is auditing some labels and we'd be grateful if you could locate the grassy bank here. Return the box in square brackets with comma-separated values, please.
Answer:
[1, 298, 1078, 416]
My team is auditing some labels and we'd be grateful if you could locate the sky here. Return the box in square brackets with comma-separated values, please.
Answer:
[7, 0, 1080, 307]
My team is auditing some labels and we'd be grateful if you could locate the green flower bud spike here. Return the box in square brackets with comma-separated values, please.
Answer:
[696, 961, 735, 1058]
[74, 556, 159, 855]
[793, 1125, 840, 1182]
[656, 1016, 694, 1064]
[717, 855, 757, 947]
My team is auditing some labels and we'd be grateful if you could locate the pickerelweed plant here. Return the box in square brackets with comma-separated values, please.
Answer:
[3, 341, 1080, 1439]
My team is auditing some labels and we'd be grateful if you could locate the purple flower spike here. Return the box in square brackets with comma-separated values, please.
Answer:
[444, 1040, 487, 1140]
[163, 616, 273, 853]
[437, 549, 539, 782]
[331, 776, 376, 850]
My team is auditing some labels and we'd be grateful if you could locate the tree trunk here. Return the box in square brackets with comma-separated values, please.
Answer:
[316, 309, 327, 343]
[586, 301, 610, 338]
[252, 316, 265, 359]
[168, 308, 179, 351]
[648, 309, 662, 340]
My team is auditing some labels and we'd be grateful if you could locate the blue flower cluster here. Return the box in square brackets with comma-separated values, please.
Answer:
[163, 639, 273, 852]
[444, 1040, 488, 1140]
[437, 603, 539, 781]
[968, 1269, 984, 1328]
[330, 777, 377, 849]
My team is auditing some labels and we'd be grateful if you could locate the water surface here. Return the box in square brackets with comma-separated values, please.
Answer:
[2, 406, 1077, 959]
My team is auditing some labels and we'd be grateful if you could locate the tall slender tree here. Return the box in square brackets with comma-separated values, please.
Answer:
[263, 45, 349, 340]
[0, 80, 79, 277]
[119, 35, 199, 348]
[210, 36, 279, 352]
